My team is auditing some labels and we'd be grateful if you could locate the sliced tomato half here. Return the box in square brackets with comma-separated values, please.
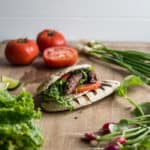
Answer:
[43, 46, 78, 67]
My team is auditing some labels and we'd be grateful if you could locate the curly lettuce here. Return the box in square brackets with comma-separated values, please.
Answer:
[0, 90, 43, 150]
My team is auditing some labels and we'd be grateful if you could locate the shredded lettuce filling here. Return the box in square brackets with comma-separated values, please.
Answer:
[42, 79, 74, 110]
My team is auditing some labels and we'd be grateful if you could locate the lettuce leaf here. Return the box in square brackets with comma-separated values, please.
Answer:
[116, 75, 145, 116]
[132, 102, 150, 116]
[0, 90, 43, 149]
[116, 75, 144, 97]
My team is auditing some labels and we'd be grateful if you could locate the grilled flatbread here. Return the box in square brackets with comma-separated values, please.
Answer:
[37, 64, 120, 112]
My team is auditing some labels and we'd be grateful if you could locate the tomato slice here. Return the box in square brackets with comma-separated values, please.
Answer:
[43, 47, 78, 67]
[72, 82, 101, 94]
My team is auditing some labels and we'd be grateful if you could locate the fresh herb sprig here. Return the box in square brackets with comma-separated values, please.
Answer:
[78, 41, 150, 85]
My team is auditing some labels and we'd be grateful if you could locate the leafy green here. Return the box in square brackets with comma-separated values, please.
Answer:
[120, 135, 150, 150]
[42, 79, 74, 110]
[79, 70, 88, 84]
[0, 90, 43, 150]
[116, 75, 145, 116]
[116, 75, 144, 97]
[0, 90, 41, 124]
[137, 135, 150, 150]
[132, 102, 150, 117]
[115, 76, 150, 149]
[118, 119, 129, 130]
[0, 122, 43, 150]
[109, 124, 120, 133]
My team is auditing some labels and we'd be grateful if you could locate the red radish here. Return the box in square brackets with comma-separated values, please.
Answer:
[102, 122, 116, 134]
[84, 133, 96, 141]
[105, 144, 119, 150]
[113, 136, 126, 145]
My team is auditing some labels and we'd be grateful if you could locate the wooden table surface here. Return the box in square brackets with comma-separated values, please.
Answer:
[0, 41, 150, 150]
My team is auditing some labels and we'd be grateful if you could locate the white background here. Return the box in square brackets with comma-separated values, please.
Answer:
[0, 0, 150, 41]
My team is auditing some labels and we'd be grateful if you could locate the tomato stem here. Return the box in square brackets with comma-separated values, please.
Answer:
[47, 31, 55, 36]
[17, 38, 28, 43]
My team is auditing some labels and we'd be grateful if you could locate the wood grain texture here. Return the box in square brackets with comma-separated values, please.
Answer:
[0, 42, 150, 150]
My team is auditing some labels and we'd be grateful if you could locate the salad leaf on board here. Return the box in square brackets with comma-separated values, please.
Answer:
[116, 75, 144, 97]
[116, 75, 145, 116]
[0, 90, 43, 150]
[132, 102, 150, 117]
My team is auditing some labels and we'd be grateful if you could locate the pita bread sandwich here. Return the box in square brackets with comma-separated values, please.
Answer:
[37, 64, 120, 112]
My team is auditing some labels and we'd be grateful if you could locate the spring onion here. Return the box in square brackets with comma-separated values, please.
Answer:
[78, 41, 150, 85]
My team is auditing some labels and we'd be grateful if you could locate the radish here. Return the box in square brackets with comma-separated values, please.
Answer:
[102, 122, 116, 134]
[84, 132, 96, 141]
[113, 136, 126, 145]
[105, 144, 119, 150]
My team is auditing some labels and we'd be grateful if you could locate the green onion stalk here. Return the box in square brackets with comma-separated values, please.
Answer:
[77, 41, 150, 85]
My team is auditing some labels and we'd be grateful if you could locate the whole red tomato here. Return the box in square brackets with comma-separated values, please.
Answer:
[5, 38, 39, 65]
[37, 29, 66, 52]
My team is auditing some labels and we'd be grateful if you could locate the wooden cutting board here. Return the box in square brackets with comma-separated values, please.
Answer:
[0, 41, 150, 150]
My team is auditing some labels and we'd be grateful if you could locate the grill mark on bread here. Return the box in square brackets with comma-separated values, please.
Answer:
[100, 86, 105, 90]
[101, 83, 113, 87]
[91, 90, 97, 95]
